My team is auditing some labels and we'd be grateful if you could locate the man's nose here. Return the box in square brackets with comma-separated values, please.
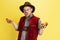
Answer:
[25, 11, 28, 13]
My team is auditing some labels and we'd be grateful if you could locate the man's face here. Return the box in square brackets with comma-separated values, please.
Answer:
[23, 6, 33, 17]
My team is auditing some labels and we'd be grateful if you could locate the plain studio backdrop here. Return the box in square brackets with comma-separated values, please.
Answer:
[0, 0, 60, 40]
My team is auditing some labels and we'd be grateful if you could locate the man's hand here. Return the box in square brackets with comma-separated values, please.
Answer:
[6, 18, 18, 30]
[40, 22, 48, 28]
[38, 22, 48, 35]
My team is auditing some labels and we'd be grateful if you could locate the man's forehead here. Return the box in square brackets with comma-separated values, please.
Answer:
[23, 6, 32, 9]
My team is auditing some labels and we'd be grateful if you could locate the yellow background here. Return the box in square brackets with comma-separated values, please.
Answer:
[0, 0, 60, 40]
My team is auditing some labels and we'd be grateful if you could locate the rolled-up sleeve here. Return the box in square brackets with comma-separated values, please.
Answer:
[38, 19, 42, 30]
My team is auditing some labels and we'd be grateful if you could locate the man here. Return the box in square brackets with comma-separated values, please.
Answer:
[6, 2, 48, 40]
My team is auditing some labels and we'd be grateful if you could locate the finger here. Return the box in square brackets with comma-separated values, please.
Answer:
[44, 22, 48, 26]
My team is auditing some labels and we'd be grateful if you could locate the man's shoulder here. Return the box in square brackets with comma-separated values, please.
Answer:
[21, 16, 25, 18]
[33, 16, 40, 19]
[19, 16, 25, 21]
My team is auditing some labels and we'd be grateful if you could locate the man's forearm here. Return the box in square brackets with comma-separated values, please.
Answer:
[11, 22, 18, 30]
[38, 28, 44, 35]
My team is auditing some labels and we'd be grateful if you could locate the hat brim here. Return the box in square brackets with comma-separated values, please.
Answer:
[19, 5, 35, 13]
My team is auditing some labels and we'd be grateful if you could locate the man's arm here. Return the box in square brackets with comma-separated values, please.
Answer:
[38, 19, 48, 35]
[11, 22, 18, 30]
[38, 19, 43, 35]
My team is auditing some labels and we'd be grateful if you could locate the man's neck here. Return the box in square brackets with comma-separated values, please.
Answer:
[25, 14, 33, 18]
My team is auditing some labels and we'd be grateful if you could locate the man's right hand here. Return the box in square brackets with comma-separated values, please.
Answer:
[6, 18, 18, 30]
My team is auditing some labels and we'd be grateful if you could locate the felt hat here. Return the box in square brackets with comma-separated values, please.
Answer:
[19, 2, 35, 13]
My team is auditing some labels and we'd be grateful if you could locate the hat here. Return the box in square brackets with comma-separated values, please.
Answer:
[19, 2, 35, 13]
